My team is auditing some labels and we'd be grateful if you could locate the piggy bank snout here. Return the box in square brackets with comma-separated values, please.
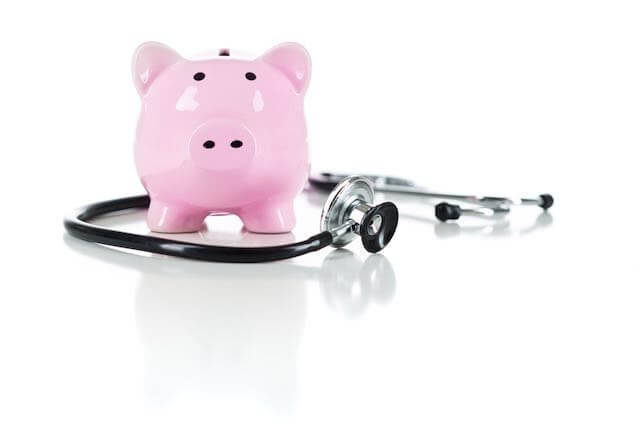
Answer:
[188, 119, 256, 172]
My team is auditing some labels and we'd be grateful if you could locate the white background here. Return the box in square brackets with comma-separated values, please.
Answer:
[1, 1, 639, 426]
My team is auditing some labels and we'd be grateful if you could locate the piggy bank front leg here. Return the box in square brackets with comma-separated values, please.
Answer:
[147, 199, 208, 233]
[238, 199, 296, 234]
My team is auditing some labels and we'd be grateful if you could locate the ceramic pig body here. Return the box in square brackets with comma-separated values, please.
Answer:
[132, 42, 311, 233]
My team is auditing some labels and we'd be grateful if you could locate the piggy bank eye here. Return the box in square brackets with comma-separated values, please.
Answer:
[245, 72, 256, 81]
[193, 72, 206, 81]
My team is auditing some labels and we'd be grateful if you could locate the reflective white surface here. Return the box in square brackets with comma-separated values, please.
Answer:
[1, 1, 640, 425]
[4, 189, 639, 426]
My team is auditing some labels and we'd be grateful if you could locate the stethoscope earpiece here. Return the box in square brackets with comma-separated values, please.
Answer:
[320, 176, 399, 253]
[435, 202, 462, 222]
[539, 194, 554, 210]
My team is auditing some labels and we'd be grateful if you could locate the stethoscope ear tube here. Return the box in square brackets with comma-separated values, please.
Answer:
[310, 172, 554, 222]
[434, 193, 553, 222]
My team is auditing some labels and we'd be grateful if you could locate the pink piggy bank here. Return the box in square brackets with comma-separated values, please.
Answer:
[132, 42, 311, 233]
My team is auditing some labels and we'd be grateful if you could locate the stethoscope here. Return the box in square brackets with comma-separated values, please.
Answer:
[64, 173, 553, 263]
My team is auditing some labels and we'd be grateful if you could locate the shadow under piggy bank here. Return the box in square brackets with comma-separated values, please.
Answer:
[64, 234, 395, 411]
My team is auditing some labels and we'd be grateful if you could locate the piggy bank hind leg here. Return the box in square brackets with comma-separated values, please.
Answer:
[238, 199, 296, 234]
[146, 199, 208, 233]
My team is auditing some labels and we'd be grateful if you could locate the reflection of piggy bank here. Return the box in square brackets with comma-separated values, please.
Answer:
[134, 264, 307, 409]
[132, 42, 311, 233]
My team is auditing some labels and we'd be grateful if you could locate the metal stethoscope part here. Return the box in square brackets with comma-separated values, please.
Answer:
[64, 175, 399, 263]
[320, 176, 399, 252]
[309, 172, 554, 222]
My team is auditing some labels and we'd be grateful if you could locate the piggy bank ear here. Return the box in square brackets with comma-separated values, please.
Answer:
[132, 42, 182, 96]
[260, 42, 311, 95]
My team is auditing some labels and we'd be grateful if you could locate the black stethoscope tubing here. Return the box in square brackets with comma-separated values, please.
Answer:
[64, 195, 333, 263]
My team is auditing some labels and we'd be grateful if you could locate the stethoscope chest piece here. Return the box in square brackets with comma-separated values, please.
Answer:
[320, 176, 399, 252]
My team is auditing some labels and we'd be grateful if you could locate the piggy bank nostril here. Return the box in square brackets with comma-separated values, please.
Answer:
[230, 140, 243, 148]
[203, 140, 215, 149]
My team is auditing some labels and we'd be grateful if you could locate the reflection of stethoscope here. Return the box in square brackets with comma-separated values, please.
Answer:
[64, 234, 396, 317]
[64, 173, 553, 263]
[64, 234, 394, 407]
